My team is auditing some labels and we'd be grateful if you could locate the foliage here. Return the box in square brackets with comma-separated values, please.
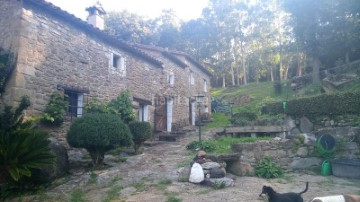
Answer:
[186, 141, 216, 152]
[70, 188, 86, 202]
[85, 100, 114, 114]
[230, 110, 258, 126]
[41, 92, 68, 126]
[213, 181, 226, 189]
[255, 157, 283, 179]
[166, 196, 182, 202]
[0, 97, 55, 191]
[0, 129, 55, 182]
[186, 137, 272, 154]
[0, 50, 13, 94]
[128, 121, 152, 154]
[314, 143, 336, 160]
[262, 91, 360, 117]
[202, 113, 230, 130]
[66, 113, 133, 167]
[0, 96, 31, 132]
[108, 90, 135, 124]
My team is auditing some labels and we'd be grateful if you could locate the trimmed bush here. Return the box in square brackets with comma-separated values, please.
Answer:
[261, 91, 360, 117]
[128, 121, 152, 154]
[66, 113, 133, 167]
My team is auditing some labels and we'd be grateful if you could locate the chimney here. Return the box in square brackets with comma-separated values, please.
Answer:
[86, 1, 106, 30]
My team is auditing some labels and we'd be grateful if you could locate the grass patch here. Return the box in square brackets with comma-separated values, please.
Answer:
[156, 178, 172, 191]
[88, 171, 98, 184]
[186, 136, 272, 154]
[70, 189, 87, 202]
[203, 113, 230, 130]
[166, 195, 182, 202]
[102, 185, 123, 202]
[132, 180, 149, 192]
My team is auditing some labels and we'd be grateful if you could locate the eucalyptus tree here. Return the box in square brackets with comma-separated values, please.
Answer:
[105, 10, 155, 44]
[281, 0, 360, 83]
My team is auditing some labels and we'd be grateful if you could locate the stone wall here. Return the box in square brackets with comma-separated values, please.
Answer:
[134, 46, 212, 127]
[0, 1, 212, 137]
[0, 1, 23, 106]
[227, 135, 360, 176]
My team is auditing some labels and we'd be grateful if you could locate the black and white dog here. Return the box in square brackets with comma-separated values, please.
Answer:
[259, 182, 309, 202]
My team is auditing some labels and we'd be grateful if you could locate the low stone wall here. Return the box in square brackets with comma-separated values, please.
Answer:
[226, 136, 360, 177]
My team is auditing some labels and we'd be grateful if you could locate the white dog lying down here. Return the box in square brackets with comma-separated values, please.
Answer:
[311, 195, 360, 202]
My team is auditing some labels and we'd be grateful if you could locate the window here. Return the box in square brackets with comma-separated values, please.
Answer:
[110, 53, 126, 76]
[204, 79, 208, 92]
[138, 104, 149, 122]
[168, 72, 174, 87]
[204, 106, 209, 113]
[189, 71, 194, 85]
[64, 90, 84, 118]
[112, 53, 125, 70]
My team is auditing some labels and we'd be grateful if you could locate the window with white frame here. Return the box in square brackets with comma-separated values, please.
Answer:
[138, 104, 149, 122]
[189, 71, 194, 85]
[204, 79, 208, 92]
[168, 71, 175, 87]
[64, 90, 84, 118]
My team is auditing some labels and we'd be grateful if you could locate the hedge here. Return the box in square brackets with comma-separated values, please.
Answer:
[261, 91, 360, 117]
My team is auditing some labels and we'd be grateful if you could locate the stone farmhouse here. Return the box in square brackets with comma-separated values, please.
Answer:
[0, 0, 211, 138]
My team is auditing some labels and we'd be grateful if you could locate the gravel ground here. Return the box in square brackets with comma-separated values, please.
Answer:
[7, 130, 360, 202]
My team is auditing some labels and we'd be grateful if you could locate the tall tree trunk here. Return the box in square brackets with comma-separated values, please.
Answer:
[231, 65, 235, 86]
[279, 35, 283, 80]
[236, 66, 240, 86]
[241, 42, 247, 85]
[312, 56, 320, 83]
[270, 67, 274, 81]
[222, 72, 226, 88]
[283, 66, 289, 80]
[297, 52, 304, 76]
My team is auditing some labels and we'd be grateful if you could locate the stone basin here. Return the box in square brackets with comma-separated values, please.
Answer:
[331, 159, 360, 179]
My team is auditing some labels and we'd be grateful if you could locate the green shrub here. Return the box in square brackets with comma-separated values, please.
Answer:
[41, 92, 68, 126]
[255, 157, 283, 179]
[186, 141, 216, 152]
[66, 113, 133, 167]
[85, 100, 114, 114]
[0, 96, 55, 188]
[0, 96, 30, 132]
[213, 181, 226, 189]
[128, 121, 152, 154]
[108, 90, 135, 124]
[0, 129, 55, 183]
[314, 141, 336, 159]
[262, 91, 360, 117]
[230, 110, 257, 126]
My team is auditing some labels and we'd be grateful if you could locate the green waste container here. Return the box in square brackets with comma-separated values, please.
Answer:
[321, 160, 332, 176]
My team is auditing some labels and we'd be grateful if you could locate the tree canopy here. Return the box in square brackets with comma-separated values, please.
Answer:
[104, 0, 360, 88]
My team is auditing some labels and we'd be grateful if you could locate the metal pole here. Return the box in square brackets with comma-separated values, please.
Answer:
[198, 104, 202, 143]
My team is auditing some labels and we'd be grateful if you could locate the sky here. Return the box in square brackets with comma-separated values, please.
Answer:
[45, 0, 208, 21]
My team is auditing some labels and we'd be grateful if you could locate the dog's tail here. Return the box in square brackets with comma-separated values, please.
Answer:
[298, 182, 309, 195]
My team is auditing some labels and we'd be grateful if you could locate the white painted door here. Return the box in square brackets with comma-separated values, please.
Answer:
[77, 94, 83, 117]
[191, 102, 196, 125]
[166, 98, 173, 132]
